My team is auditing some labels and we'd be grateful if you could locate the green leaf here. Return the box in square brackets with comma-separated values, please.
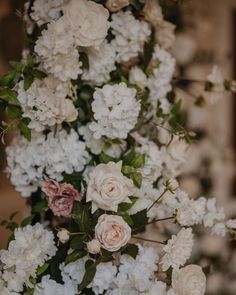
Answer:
[9, 61, 24, 71]
[70, 235, 86, 250]
[122, 244, 139, 259]
[7, 105, 22, 119]
[9, 211, 19, 220]
[119, 197, 138, 212]
[26, 288, 35, 295]
[65, 250, 87, 265]
[171, 100, 181, 115]
[79, 52, 90, 70]
[123, 149, 136, 166]
[72, 202, 92, 232]
[121, 165, 133, 175]
[98, 248, 113, 263]
[121, 213, 134, 226]
[31, 69, 47, 80]
[32, 199, 48, 213]
[78, 260, 97, 291]
[21, 215, 34, 227]
[18, 121, 31, 141]
[131, 154, 145, 168]
[99, 152, 117, 164]
[24, 74, 34, 91]
[131, 209, 148, 232]
[130, 172, 142, 188]
[0, 88, 19, 105]
[36, 263, 49, 276]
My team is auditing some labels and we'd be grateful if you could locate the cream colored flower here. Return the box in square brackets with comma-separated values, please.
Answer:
[87, 239, 101, 254]
[143, 0, 163, 26]
[86, 161, 134, 213]
[95, 214, 131, 251]
[57, 229, 70, 244]
[63, 0, 110, 47]
[172, 265, 206, 295]
[106, 0, 129, 12]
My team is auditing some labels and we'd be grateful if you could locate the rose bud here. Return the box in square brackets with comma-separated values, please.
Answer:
[57, 229, 70, 244]
[87, 239, 101, 254]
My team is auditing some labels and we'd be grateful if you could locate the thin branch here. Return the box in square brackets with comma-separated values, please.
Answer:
[132, 236, 165, 245]
[147, 189, 169, 212]
[147, 216, 174, 225]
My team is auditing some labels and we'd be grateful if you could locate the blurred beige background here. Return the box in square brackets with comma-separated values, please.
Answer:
[0, 0, 27, 248]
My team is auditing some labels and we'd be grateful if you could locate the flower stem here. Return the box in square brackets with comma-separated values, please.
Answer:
[132, 236, 165, 245]
[147, 189, 169, 212]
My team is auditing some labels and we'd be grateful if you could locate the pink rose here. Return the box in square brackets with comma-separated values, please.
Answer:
[42, 179, 61, 197]
[48, 195, 74, 218]
[60, 183, 80, 200]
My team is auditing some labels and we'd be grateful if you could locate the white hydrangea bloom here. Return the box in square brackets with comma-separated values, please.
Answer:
[111, 11, 151, 62]
[82, 41, 116, 85]
[176, 197, 206, 226]
[0, 276, 20, 295]
[17, 76, 78, 131]
[90, 83, 140, 139]
[35, 275, 77, 295]
[60, 257, 87, 286]
[161, 228, 194, 271]
[129, 66, 148, 89]
[147, 44, 175, 113]
[0, 224, 56, 292]
[6, 129, 90, 197]
[30, 0, 65, 26]
[35, 19, 82, 81]
[79, 123, 104, 155]
[88, 262, 117, 294]
[112, 245, 159, 293]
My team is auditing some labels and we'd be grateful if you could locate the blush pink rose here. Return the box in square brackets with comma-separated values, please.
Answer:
[42, 179, 61, 197]
[48, 196, 74, 218]
[60, 183, 80, 200]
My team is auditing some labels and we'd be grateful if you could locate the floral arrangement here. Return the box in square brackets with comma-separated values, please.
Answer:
[0, 0, 236, 295]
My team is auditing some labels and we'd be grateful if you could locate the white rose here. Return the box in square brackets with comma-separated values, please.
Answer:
[57, 229, 70, 244]
[63, 0, 110, 47]
[87, 239, 101, 254]
[95, 214, 131, 251]
[86, 161, 135, 213]
[106, 0, 129, 12]
[172, 265, 206, 295]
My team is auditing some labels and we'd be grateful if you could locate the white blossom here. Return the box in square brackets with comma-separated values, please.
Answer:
[226, 219, 236, 229]
[111, 11, 151, 62]
[6, 129, 90, 197]
[206, 66, 224, 104]
[90, 83, 140, 139]
[35, 275, 77, 295]
[82, 41, 116, 85]
[129, 66, 147, 89]
[147, 44, 175, 113]
[17, 76, 78, 131]
[203, 198, 225, 229]
[30, 0, 65, 26]
[0, 224, 56, 292]
[161, 228, 194, 271]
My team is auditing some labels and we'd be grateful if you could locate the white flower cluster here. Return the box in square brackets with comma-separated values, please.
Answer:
[17, 76, 78, 131]
[35, 275, 77, 295]
[147, 44, 176, 113]
[0, 224, 56, 293]
[90, 83, 140, 139]
[35, 19, 82, 82]
[30, 0, 65, 26]
[82, 41, 116, 85]
[6, 129, 90, 197]
[111, 11, 151, 62]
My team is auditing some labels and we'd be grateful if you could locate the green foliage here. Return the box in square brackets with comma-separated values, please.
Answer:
[72, 202, 93, 233]
[79, 52, 90, 70]
[99, 152, 117, 164]
[21, 215, 34, 227]
[131, 209, 148, 233]
[78, 260, 97, 291]
[65, 249, 87, 265]
[122, 244, 139, 259]
[36, 263, 49, 276]
[70, 235, 87, 250]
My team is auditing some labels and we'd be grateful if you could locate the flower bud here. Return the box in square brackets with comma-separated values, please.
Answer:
[87, 239, 101, 254]
[57, 229, 70, 244]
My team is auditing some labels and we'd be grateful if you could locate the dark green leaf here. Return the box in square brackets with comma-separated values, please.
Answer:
[99, 152, 117, 164]
[78, 260, 97, 291]
[122, 244, 139, 258]
[33, 199, 48, 213]
[24, 74, 34, 91]
[131, 154, 145, 168]
[21, 215, 34, 227]
[9, 211, 19, 220]
[18, 121, 31, 141]
[121, 213, 134, 226]
[7, 105, 22, 119]
[131, 209, 148, 232]
[72, 202, 92, 232]
[171, 100, 181, 115]
[0, 88, 19, 105]
[70, 235, 86, 250]
[65, 250, 87, 265]
[31, 69, 47, 80]
[9, 61, 24, 71]
[121, 165, 133, 175]
[123, 149, 136, 166]
[79, 52, 90, 70]
[130, 172, 142, 188]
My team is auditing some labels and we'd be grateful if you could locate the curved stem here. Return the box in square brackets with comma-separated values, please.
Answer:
[132, 236, 165, 245]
